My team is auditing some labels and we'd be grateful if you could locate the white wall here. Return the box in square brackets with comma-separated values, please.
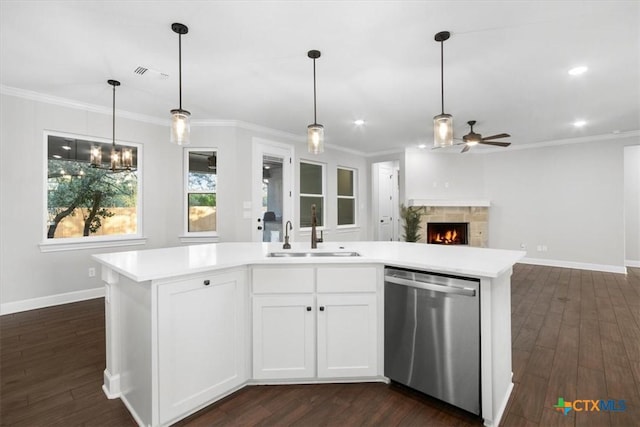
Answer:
[0, 94, 371, 312]
[484, 139, 635, 271]
[0, 94, 175, 310]
[403, 135, 639, 272]
[404, 148, 486, 201]
[625, 145, 640, 266]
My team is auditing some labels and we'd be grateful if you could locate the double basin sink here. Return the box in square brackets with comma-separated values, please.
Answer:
[267, 251, 361, 258]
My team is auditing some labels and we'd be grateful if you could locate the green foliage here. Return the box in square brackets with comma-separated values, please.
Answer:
[400, 204, 426, 242]
[47, 159, 137, 237]
[188, 193, 216, 207]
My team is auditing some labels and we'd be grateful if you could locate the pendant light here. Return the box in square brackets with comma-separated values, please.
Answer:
[433, 31, 453, 148]
[307, 50, 324, 154]
[170, 22, 190, 145]
[90, 80, 134, 172]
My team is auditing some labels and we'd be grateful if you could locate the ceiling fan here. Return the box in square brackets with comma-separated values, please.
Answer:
[460, 120, 511, 153]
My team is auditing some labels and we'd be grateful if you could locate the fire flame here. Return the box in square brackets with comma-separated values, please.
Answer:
[433, 229, 458, 244]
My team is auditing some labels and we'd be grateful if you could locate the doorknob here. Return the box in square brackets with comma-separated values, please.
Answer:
[257, 226, 263, 230]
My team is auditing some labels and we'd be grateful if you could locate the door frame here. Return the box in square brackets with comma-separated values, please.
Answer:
[251, 138, 294, 242]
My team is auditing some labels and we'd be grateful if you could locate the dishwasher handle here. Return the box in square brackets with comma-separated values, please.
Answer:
[385, 275, 477, 297]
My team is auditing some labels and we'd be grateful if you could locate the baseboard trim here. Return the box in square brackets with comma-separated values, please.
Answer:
[0, 287, 104, 315]
[626, 259, 640, 268]
[519, 257, 627, 274]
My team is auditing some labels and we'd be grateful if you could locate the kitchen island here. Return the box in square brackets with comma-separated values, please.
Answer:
[93, 241, 524, 427]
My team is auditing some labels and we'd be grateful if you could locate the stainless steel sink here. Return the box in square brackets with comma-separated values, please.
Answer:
[267, 251, 361, 258]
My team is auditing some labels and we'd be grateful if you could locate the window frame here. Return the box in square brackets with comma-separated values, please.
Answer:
[336, 166, 357, 228]
[299, 159, 326, 230]
[181, 148, 219, 242]
[40, 130, 145, 252]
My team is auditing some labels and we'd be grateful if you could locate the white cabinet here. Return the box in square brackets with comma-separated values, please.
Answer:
[251, 265, 379, 381]
[157, 270, 247, 425]
[317, 293, 377, 378]
[252, 295, 315, 379]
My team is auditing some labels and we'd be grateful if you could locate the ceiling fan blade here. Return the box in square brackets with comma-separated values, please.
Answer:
[481, 133, 510, 140]
[461, 144, 471, 153]
[479, 141, 511, 147]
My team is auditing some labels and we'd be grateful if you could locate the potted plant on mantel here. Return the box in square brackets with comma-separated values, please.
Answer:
[400, 204, 426, 242]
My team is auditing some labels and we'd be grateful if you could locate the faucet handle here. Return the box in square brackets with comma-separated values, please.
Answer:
[317, 230, 324, 243]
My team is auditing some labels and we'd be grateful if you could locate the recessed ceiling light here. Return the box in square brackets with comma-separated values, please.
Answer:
[353, 119, 365, 126]
[61, 145, 71, 150]
[573, 120, 587, 127]
[568, 66, 588, 76]
[418, 144, 427, 149]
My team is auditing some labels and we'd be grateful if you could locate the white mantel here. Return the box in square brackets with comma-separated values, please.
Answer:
[408, 199, 491, 207]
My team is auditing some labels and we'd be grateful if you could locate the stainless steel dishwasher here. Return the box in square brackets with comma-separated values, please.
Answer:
[384, 267, 481, 415]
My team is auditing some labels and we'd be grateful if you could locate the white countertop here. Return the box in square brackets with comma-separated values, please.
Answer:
[92, 241, 525, 282]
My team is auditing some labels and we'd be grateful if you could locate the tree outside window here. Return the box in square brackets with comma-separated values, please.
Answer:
[46, 134, 140, 239]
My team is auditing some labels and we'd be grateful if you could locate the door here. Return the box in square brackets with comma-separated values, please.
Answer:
[252, 295, 315, 379]
[316, 293, 378, 378]
[158, 271, 247, 424]
[251, 139, 293, 242]
[374, 162, 398, 241]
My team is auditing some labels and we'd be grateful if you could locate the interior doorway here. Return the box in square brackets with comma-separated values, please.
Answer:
[372, 161, 400, 241]
[251, 139, 293, 243]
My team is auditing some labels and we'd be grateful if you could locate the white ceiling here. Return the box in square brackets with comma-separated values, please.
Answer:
[1, 1, 638, 155]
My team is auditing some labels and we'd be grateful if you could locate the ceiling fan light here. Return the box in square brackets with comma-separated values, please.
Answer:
[433, 113, 453, 148]
[308, 123, 324, 154]
[171, 109, 191, 145]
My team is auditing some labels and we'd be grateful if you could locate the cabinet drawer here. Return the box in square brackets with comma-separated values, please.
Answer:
[253, 267, 314, 294]
[317, 266, 378, 293]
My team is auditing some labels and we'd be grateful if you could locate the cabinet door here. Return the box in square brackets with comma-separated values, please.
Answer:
[253, 295, 315, 379]
[317, 293, 378, 378]
[158, 270, 247, 424]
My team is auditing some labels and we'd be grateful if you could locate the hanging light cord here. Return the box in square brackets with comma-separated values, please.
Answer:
[312, 57, 317, 124]
[440, 39, 444, 115]
[178, 32, 183, 110]
[112, 83, 116, 149]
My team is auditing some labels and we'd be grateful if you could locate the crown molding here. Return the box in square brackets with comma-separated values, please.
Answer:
[0, 85, 367, 156]
[1, 84, 169, 126]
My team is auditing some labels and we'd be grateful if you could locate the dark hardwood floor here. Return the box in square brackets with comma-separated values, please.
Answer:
[1, 265, 639, 426]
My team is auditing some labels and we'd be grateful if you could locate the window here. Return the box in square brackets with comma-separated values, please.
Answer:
[299, 161, 325, 228]
[337, 167, 356, 226]
[45, 133, 140, 242]
[185, 150, 217, 235]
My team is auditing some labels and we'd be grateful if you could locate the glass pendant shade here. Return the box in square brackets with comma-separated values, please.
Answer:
[90, 145, 102, 167]
[121, 147, 133, 169]
[307, 123, 324, 154]
[170, 109, 191, 145]
[110, 147, 121, 170]
[433, 113, 453, 148]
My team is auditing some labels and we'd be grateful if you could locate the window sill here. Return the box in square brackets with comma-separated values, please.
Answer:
[179, 234, 220, 244]
[336, 226, 360, 233]
[39, 236, 147, 253]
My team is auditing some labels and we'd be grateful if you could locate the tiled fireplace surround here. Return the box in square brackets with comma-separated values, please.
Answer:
[411, 204, 489, 248]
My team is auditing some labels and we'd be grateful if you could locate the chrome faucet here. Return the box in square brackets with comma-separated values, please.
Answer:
[283, 220, 292, 249]
[311, 204, 318, 249]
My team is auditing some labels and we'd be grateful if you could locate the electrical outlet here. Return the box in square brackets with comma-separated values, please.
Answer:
[537, 245, 542, 252]
[542, 245, 548, 252]
[520, 243, 526, 249]
[88, 267, 96, 277]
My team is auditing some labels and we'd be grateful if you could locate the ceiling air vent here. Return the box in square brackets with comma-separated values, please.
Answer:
[133, 66, 169, 80]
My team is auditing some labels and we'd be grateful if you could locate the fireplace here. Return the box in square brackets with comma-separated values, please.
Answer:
[427, 222, 468, 245]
